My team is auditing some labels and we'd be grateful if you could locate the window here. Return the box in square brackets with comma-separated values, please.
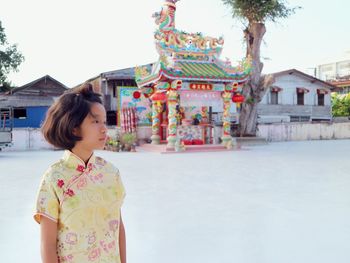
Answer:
[290, 116, 310, 122]
[270, 91, 278, 104]
[0, 108, 10, 120]
[318, 94, 325, 106]
[312, 118, 330, 122]
[300, 116, 310, 122]
[13, 108, 27, 119]
[113, 83, 117, 98]
[339, 62, 350, 70]
[297, 92, 304, 105]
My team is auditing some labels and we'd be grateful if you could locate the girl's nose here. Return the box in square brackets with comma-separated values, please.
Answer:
[101, 124, 107, 133]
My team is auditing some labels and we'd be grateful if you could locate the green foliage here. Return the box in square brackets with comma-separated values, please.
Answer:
[0, 21, 24, 87]
[120, 133, 137, 145]
[332, 93, 350, 117]
[106, 137, 119, 147]
[222, 0, 300, 23]
[245, 96, 254, 104]
[0, 80, 13, 92]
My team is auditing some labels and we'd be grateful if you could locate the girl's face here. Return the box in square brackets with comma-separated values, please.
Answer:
[74, 102, 107, 152]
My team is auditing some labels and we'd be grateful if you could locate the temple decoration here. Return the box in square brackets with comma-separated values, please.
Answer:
[135, 0, 252, 147]
[166, 89, 179, 147]
[150, 91, 166, 144]
[222, 92, 232, 146]
[232, 93, 245, 108]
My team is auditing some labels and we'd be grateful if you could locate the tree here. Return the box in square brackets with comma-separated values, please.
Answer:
[222, 0, 300, 136]
[331, 93, 350, 117]
[0, 21, 24, 92]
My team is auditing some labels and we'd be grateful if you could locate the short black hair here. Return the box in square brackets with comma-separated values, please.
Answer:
[41, 83, 103, 150]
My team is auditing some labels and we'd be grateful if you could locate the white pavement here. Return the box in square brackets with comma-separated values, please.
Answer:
[0, 140, 350, 263]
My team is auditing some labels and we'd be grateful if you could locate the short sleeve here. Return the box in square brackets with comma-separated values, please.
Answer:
[115, 168, 126, 206]
[33, 174, 59, 224]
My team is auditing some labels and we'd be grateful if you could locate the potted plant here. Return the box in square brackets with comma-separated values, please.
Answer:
[120, 133, 137, 151]
[105, 136, 120, 152]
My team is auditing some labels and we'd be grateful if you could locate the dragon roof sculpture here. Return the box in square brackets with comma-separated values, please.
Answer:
[135, 0, 252, 89]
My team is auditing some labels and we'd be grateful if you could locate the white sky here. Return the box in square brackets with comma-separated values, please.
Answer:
[1, 0, 349, 87]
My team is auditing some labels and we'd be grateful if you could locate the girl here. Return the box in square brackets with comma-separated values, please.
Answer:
[34, 83, 126, 263]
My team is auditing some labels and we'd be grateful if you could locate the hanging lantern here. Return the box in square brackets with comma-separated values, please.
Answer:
[150, 91, 167, 102]
[232, 93, 244, 109]
[232, 94, 245, 103]
[133, 91, 141, 99]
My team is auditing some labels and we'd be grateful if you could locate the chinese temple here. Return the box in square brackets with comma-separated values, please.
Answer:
[135, 0, 252, 148]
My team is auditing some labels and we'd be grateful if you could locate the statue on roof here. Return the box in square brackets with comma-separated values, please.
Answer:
[136, 0, 252, 89]
[152, 0, 179, 32]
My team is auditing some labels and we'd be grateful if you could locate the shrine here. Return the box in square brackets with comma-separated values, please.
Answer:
[135, 0, 252, 149]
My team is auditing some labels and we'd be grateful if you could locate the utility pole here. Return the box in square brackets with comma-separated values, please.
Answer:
[307, 67, 317, 78]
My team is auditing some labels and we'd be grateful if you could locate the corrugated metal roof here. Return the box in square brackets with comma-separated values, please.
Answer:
[102, 64, 153, 80]
[271, 69, 338, 91]
[8, 75, 68, 95]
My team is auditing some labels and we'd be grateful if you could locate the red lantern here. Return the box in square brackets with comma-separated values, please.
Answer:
[150, 91, 167, 102]
[133, 91, 141, 99]
[232, 94, 245, 103]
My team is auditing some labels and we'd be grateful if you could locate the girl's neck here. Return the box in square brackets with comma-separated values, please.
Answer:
[71, 146, 93, 165]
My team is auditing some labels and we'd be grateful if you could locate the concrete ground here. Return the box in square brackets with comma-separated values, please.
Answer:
[0, 140, 349, 263]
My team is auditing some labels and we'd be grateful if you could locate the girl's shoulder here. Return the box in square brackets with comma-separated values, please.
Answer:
[41, 159, 70, 183]
[94, 155, 120, 175]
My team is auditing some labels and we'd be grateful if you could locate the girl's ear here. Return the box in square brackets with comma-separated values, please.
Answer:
[72, 127, 80, 136]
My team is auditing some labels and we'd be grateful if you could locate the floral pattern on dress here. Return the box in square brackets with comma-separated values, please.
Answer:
[34, 150, 126, 263]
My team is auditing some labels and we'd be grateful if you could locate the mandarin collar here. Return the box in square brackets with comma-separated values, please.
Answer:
[61, 150, 96, 172]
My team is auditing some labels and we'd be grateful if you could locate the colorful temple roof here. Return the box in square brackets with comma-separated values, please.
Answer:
[135, 0, 252, 90]
[162, 60, 251, 81]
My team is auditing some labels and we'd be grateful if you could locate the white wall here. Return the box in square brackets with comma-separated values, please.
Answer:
[4, 127, 152, 151]
[257, 122, 350, 141]
[6, 124, 350, 150]
[5, 128, 54, 151]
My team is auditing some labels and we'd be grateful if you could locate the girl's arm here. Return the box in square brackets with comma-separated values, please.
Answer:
[119, 212, 126, 263]
[40, 216, 58, 263]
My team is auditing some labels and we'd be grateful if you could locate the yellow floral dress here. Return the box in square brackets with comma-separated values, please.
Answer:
[34, 150, 126, 263]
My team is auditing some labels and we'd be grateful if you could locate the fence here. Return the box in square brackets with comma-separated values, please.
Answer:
[257, 122, 350, 142]
[4, 127, 152, 151]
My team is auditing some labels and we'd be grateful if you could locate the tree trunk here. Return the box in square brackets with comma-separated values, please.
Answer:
[239, 22, 274, 136]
